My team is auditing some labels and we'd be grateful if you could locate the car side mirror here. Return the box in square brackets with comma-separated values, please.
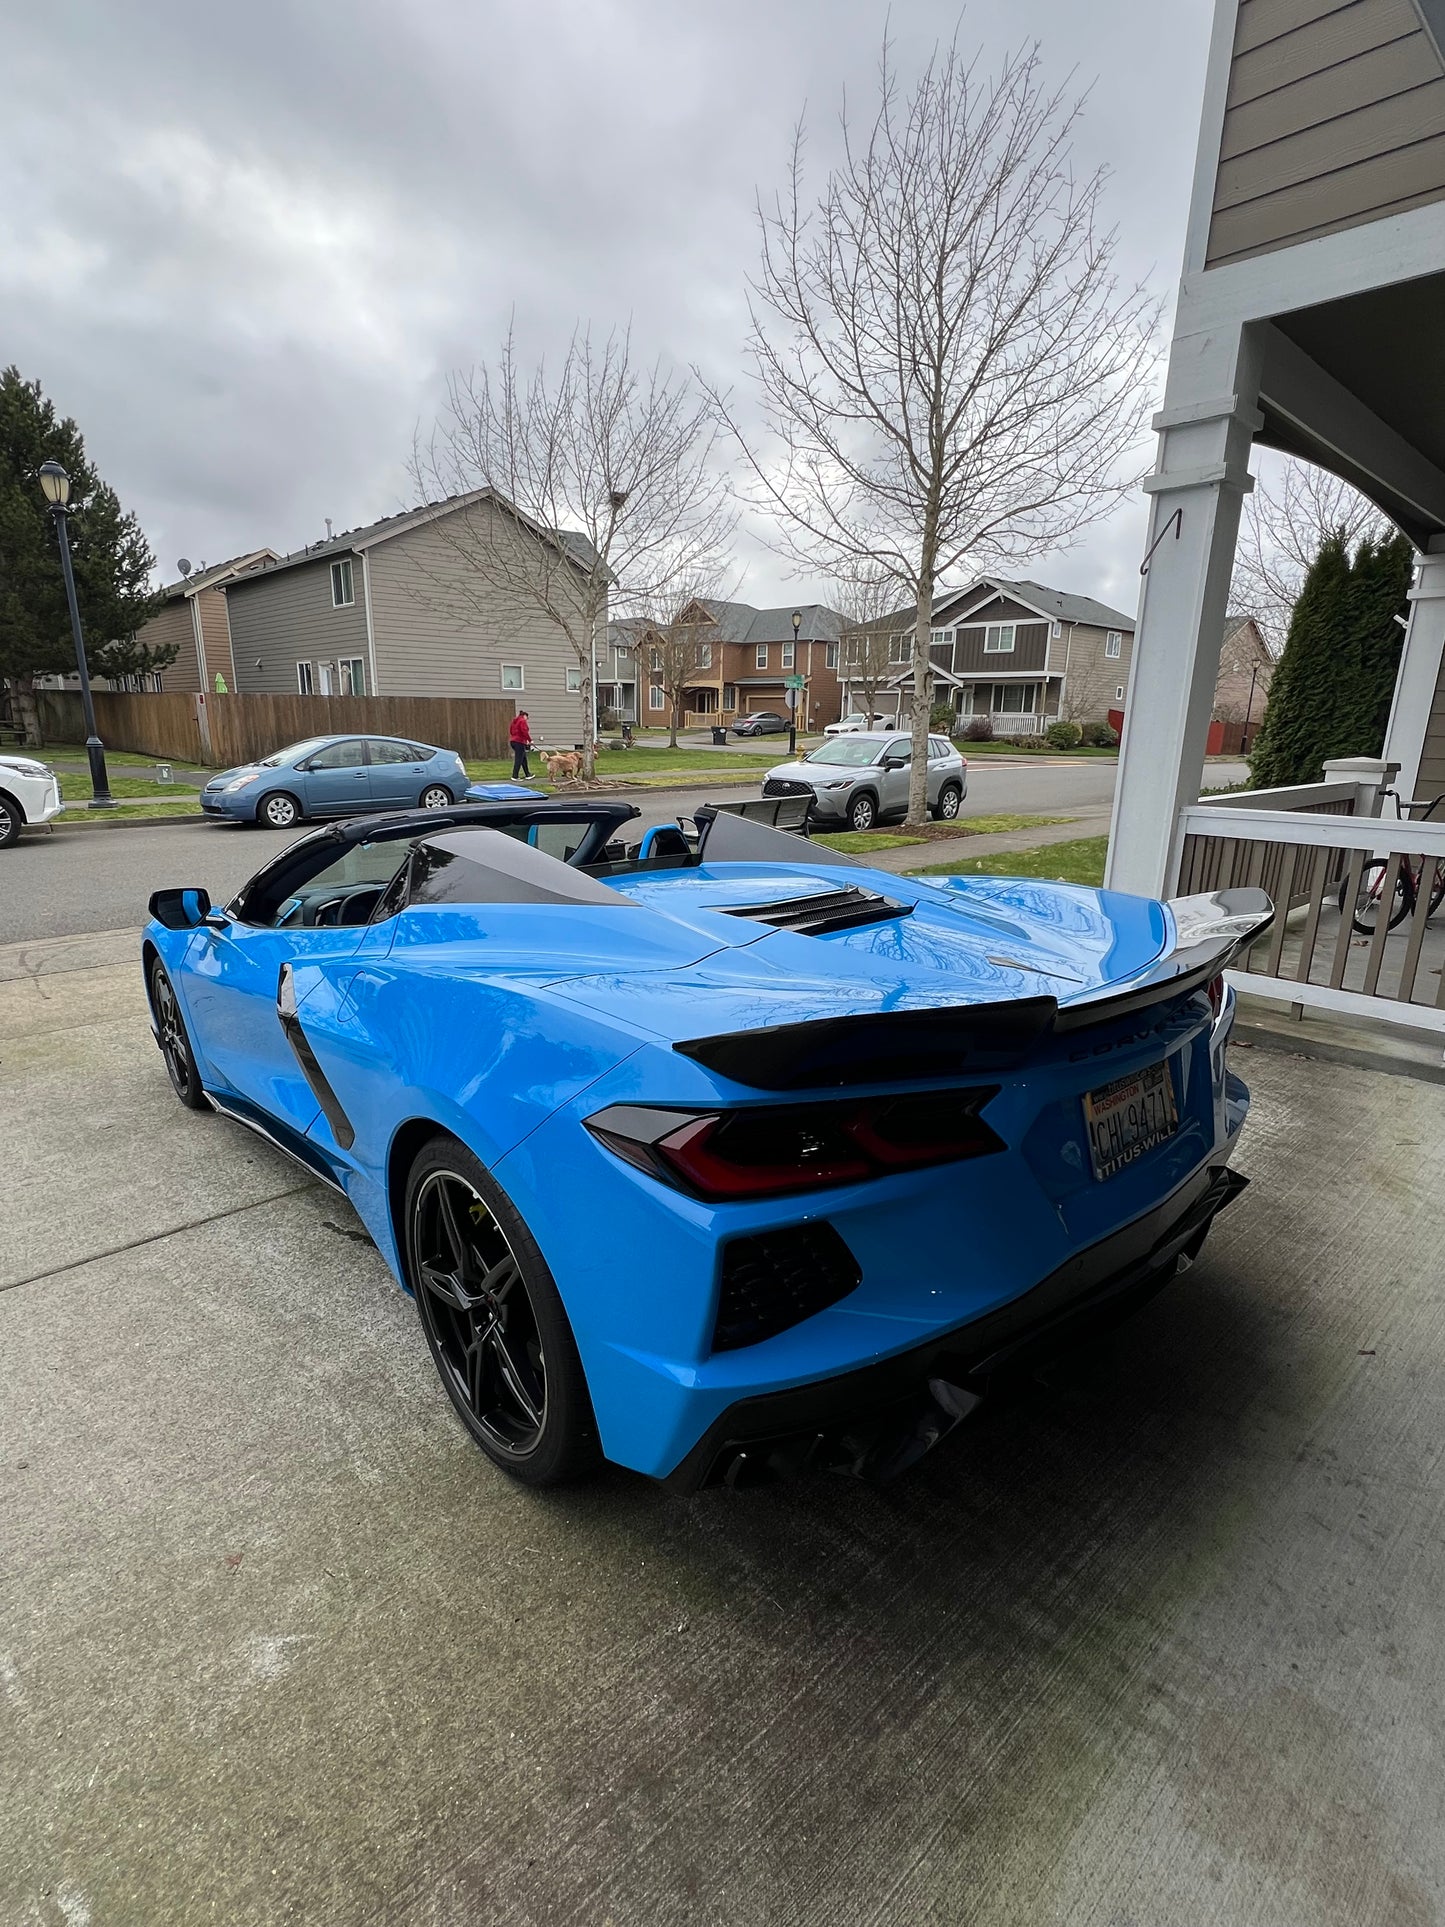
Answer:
[883, 755, 907, 770]
[149, 887, 213, 930]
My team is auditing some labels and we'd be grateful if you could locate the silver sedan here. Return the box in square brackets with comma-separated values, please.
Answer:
[762, 731, 967, 832]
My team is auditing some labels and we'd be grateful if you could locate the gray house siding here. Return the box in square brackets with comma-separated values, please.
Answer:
[227, 557, 370, 696]
[1208, 0, 1445, 265]
[367, 512, 588, 746]
[951, 620, 1050, 677]
[1416, 644, 1445, 794]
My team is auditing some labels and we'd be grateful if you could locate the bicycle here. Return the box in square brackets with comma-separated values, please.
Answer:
[1338, 787, 1445, 935]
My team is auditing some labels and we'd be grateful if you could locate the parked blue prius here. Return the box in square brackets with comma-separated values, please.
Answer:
[142, 799, 1271, 1491]
[200, 734, 469, 829]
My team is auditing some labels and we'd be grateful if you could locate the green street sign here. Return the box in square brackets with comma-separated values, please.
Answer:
[784, 673, 806, 689]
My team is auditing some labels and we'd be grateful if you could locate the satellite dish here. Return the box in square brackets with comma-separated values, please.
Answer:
[176, 558, 193, 577]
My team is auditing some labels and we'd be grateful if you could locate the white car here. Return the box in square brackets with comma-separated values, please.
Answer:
[824, 711, 891, 736]
[0, 754, 65, 847]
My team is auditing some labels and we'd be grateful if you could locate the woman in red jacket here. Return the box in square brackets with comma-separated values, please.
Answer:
[509, 709, 532, 779]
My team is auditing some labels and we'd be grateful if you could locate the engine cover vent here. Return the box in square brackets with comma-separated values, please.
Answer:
[720, 885, 913, 936]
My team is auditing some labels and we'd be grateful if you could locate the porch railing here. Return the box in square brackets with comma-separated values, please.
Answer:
[1179, 790, 1445, 1034]
[967, 711, 1043, 736]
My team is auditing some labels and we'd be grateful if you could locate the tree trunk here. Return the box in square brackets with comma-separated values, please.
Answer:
[580, 660, 597, 781]
[668, 694, 679, 749]
[11, 676, 43, 747]
[906, 564, 934, 826]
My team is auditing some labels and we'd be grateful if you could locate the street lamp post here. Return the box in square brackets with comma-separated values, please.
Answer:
[38, 460, 114, 808]
[789, 609, 802, 757]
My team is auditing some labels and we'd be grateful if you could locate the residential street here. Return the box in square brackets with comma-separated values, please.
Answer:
[0, 759, 1248, 945]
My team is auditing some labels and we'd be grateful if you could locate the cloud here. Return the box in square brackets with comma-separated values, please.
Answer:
[0, 0, 1212, 601]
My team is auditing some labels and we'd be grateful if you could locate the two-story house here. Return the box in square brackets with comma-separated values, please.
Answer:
[850, 577, 1137, 734]
[224, 492, 597, 744]
[626, 599, 850, 731]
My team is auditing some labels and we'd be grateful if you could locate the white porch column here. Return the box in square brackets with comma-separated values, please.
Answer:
[1381, 539, 1445, 804]
[1106, 327, 1263, 897]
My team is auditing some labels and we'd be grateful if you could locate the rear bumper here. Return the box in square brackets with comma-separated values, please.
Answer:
[663, 1161, 1247, 1492]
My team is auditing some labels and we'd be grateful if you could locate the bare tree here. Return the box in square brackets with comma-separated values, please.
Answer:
[414, 323, 734, 778]
[709, 36, 1160, 821]
[831, 565, 903, 722]
[1232, 457, 1390, 651]
[634, 585, 725, 748]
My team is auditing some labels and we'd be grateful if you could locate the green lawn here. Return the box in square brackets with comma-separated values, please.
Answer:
[907, 835, 1109, 887]
[959, 741, 1118, 758]
[40, 742, 207, 772]
[56, 772, 201, 803]
[463, 746, 779, 786]
[812, 831, 928, 853]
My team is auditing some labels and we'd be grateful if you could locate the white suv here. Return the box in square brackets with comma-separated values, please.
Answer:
[0, 754, 65, 847]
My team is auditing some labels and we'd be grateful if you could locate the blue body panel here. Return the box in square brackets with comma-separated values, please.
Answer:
[144, 846, 1252, 1480]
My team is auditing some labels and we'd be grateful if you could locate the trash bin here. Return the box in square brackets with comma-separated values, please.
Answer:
[711, 726, 728, 745]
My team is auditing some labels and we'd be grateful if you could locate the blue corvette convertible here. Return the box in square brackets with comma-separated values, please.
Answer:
[143, 799, 1271, 1490]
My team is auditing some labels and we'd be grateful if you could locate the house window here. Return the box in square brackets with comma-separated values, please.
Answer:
[698, 642, 713, 669]
[756, 643, 768, 668]
[888, 634, 911, 663]
[615, 647, 631, 664]
[296, 663, 315, 695]
[1115, 685, 1125, 702]
[723, 683, 737, 708]
[330, 558, 354, 607]
[338, 657, 365, 695]
[993, 682, 1036, 713]
[1105, 631, 1122, 659]
[566, 666, 583, 692]
[650, 646, 663, 670]
[501, 663, 524, 691]
[649, 685, 665, 711]
[782, 642, 795, 669]
[825, 641, 839, 669]
[983, 624, 1016, 653]
[929, 628, 955, 645]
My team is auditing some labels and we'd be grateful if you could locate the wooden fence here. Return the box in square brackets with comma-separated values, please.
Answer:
[34, 690, 513, 767]
[36, 689, 203, 762]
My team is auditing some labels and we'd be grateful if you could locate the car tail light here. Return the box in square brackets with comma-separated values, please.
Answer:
[1206, 972, 1226, 1021]
[586, 1089, 1003, 1201]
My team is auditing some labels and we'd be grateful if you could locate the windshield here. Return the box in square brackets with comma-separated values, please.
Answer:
[260, 738, 332, 767]
[805, 739, 885, 767]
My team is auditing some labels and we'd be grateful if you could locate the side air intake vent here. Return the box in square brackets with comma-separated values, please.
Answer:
[721, 885, 913, 936]
[714, 1223, 862, 1351]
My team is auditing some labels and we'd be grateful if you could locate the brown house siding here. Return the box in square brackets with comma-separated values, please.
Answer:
[1208, 0, 1445, 266]
[950, 620, 1050, 676]
[195, 588, 237, 688]
[146, 599, 203, 693]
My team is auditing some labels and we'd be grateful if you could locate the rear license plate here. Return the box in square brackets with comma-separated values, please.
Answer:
[1083, 1060, 1178, 1181]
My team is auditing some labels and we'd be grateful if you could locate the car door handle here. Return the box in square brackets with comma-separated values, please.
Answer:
[352, 772, 368, 779]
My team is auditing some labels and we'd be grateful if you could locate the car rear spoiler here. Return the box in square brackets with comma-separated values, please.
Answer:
[673, 888, 1274, 1090]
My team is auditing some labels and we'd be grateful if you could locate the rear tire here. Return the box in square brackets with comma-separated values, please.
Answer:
[258, 790, 300, 830]
[150, 959, 208, 1111]
[847, 791, 878, 832]
[404, 1135, 601, 1486]
[932, 783, 962, 822]
[0, 791, 21, 848]
[419, 784, 453, 809]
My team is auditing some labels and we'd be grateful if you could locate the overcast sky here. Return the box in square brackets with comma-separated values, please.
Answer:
[2, 0, 1214, 614]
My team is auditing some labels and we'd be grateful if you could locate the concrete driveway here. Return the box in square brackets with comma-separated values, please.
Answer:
[2, 928, 1442, 1925]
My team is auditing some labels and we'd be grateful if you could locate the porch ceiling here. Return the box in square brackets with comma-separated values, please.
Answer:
[1259, 272, 1445, 547]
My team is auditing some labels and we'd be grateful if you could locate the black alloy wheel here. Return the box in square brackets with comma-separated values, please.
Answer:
[847, 790, 877, 832]
[0, 792, 19, 849]
[150, 959, 208, 1110]
[405, 1137, 599, 1484]
[259, 791, 300, 829]
[419, 784, 453, 809]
